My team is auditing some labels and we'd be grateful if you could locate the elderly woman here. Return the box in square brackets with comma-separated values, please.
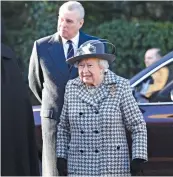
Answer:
[56, 40, 148, 176]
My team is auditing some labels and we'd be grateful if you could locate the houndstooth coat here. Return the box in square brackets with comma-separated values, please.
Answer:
[56, 70, 148, 176]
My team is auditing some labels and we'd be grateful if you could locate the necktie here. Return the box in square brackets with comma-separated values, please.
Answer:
[67, 40, 74, 59]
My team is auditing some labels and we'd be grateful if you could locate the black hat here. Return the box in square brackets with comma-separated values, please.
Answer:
[66, 40, 115, 65]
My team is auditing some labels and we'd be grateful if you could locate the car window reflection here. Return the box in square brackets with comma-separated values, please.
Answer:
[134, 62, 173, 103]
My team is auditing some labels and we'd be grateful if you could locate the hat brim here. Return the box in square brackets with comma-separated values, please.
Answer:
[66, 54, 115, 65]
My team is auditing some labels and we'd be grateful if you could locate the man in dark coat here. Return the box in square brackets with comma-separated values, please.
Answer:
[1, 19, 40, 176]
[28, 1, 103, 176]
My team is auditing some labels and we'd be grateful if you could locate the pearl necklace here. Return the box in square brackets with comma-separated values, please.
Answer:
[85, 75, 105, 95]
[86, 85, 97, 95]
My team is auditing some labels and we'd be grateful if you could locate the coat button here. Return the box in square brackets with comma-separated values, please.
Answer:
[95, 149, 99, 153]
[80, 130, 84, 134]
[94, 130, 99, 134]
[95, 111, 99, 114]
[79, 150, 84, 153]
[79, 112, 83, 115]
[117, 145, 120, 150]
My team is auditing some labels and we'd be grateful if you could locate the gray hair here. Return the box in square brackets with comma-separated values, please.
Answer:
[99, 59, 109, 71]
[59, 1, 85, 20]
[74, 58, 109, 72]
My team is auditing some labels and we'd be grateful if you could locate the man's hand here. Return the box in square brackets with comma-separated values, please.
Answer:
[57, 158, 68, 176]
[130, 158, 145, 176]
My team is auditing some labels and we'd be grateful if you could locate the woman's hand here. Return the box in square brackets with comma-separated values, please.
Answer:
[57, 158, 68, 176]
[130, 158, 145, 176]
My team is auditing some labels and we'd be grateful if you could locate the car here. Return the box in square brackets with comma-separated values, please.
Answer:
[33, 51, 173, 175]
[129, 51, 173, 175]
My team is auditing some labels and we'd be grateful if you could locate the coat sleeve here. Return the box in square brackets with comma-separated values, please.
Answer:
[56, 83, 70, 159]
[120, 80, 148, 161]
[28, 41, 43, 103]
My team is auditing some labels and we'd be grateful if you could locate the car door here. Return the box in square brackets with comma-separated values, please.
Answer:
[132, 60, 173, 175]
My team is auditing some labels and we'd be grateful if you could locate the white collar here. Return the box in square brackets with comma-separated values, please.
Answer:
[61, 32, 79, 47]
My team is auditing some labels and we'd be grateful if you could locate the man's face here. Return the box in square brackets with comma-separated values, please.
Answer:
[144, 50, 159, 67]
[78, 58, 103, 86]
[58, 9, 84, 40]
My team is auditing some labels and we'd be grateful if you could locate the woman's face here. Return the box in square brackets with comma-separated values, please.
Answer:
[78, 58, 103, 86]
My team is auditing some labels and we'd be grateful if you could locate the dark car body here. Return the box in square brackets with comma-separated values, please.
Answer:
[33, 51, 173, 175]
[129, 51, 173, 175]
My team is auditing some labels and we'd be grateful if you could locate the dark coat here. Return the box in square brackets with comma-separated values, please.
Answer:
[1, 43, 40, 176]
[28, 31, 99, 121]
[28, 31, 100, 175]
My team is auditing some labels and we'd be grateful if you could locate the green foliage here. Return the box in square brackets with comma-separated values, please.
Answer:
[2, 1, 173, 80]
[2, 1, 61, 80]
[85, 20, 173, 78]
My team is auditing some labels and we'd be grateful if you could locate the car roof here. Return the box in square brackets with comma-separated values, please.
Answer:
[130, 51, 173, 86]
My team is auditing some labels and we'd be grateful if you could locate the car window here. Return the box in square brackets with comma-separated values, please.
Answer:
[134, 61, 173, 103]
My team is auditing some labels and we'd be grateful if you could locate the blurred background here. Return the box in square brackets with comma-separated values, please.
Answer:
[2, 1, 173, 104]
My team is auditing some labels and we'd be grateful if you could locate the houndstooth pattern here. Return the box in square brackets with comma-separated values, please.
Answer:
[56, 70, 148, 176]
